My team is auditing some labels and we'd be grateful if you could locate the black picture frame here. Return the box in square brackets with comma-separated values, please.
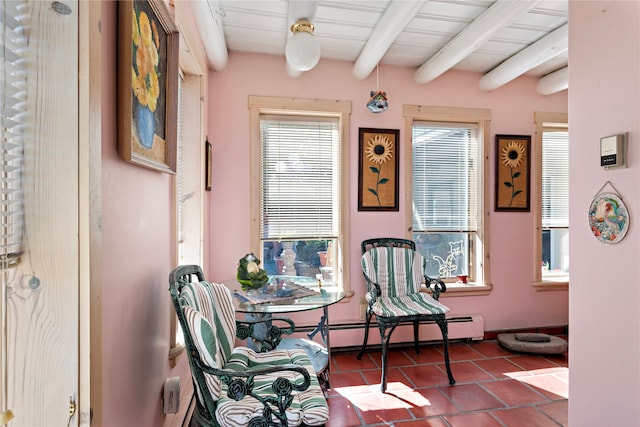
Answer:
[495, 134, 531, 212]
[358, 128, 400, 211]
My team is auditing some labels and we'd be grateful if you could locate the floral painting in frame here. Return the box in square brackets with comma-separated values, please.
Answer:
[358, 128, 399, 211]
[495, 134, 531, 211]
[118, 0, 179, 173]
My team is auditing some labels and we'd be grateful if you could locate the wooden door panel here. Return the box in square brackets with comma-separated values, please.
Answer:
[5, 1, 79, 425]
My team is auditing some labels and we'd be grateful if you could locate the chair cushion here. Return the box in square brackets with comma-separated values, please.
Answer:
[179, 280, 236, 365]
[216, 347, 329, 426]
[182, 305, 221, 369]
[370, 292, 449, 318]
[362, 246, 425, 297]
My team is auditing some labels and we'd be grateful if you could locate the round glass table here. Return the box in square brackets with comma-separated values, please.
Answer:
[223, 276, 345, 389]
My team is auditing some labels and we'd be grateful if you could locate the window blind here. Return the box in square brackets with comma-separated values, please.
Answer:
[176, 72, 204, 266]
[260, 116, 340, 240]
[542, 129, 569, 228]
[412, 122, 478, 232]
[0, 0, 27, 267]
[176, 73, 185, 245]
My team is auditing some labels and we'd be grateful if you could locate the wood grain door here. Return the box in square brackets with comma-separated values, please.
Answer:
[2, 1, 80, 425]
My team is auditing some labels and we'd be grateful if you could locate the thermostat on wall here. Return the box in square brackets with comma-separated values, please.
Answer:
[600, 133, 627, 169]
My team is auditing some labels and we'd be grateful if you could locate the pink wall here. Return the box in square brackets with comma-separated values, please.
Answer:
[207, 52, 568, 336]
[100, 2, 183, 425]
[568, 2, 640, 425]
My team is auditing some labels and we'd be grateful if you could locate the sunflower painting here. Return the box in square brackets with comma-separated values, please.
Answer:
[495, 135, 531, 211]
[118, 0, 179, 173]
[358, 128, 399, 211]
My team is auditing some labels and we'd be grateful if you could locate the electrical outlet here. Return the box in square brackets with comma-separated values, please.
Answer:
[163, 377, 180, 414]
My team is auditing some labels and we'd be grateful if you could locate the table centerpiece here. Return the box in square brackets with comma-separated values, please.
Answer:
[236, 253, 269, 292]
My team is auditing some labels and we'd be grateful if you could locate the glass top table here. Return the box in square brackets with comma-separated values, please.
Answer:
[223, 275, 345, 314]
[222, 276, 345, 389]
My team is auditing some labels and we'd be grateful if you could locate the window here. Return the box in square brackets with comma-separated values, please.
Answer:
[534, 112, 569, 289]
[249, 96, 351, 292]
[404, 105, 491, 295]
[171, 72, 204, 361]
[176, 72, 204, 267]
[171, 71, 202, 360]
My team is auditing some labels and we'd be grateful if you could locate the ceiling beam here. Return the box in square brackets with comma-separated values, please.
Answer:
[191, 0, 228, 71]
[537, 66, 568, 95]
[352, 0, 427, 80]
[415, 0, 542, 84]
[479, 23, 568, 91]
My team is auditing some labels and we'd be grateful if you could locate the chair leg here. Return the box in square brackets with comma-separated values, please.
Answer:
[413, 320, 420, 354]
[357, 309, 373, 360]
[434, 314, 455, 385]
[377, 318, 400, 393]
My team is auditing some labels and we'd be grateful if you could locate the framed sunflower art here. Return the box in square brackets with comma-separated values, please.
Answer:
[358, 128, 399, 211]
[495, 134, 531, 211]
[118, 0, 179, 173]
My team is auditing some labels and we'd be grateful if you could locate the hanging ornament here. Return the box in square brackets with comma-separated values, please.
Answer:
[366, 65, 389, 113]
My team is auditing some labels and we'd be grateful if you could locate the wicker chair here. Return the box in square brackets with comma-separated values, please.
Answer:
[358, 238, 456, 392]
[169, 265, 329, 426]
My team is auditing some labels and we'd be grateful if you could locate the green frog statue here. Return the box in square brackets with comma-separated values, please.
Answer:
[236, 253, 269, 291]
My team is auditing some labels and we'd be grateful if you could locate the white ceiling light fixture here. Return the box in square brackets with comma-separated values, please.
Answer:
[286, 0, 318, 77]
[285, 19, 321, 72]
[537, 66, 568, 95]
[479, 23, 568, 91]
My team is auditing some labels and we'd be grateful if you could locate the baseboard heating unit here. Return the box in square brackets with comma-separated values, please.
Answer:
[296, 314, 485, 349]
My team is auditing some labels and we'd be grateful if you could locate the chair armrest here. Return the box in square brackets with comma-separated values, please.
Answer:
[425, 276, 447, 300]
[363, 276, 382, 301]
[194, 358, 312, 424]
[195, 359, 312, 391]
[236, 317, 296, 352]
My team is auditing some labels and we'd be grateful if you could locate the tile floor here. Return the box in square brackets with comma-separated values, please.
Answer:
[326, 339, 568, 427]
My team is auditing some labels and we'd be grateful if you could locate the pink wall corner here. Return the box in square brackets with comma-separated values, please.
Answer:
[207, 52, 568, 336]
[568, 1, 640, 425]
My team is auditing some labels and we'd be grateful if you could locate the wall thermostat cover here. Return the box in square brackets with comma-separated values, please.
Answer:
[600, 133, 627, 169]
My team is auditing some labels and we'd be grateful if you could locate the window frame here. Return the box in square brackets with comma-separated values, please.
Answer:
[404, 105, 492, 296]
[533, 111, 569, 291]
[249, 96, 352, 295]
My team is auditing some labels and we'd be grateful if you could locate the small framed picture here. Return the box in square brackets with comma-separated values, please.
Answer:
[358, 128, 400, 211]
[205, 139, 212, 191]
[495, 134, 531, 211]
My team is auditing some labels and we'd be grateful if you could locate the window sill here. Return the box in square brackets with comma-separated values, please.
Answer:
[532, 279, 568, 291]
[426, 282, 493, 297]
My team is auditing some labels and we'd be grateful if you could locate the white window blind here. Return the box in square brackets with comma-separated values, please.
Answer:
[260, 115, 340, 240]
[412, 122, 478, 232]
[542, 129, 569, 228]
[176, 72, 203, 266]
[0, 0, 27, 267]
[176, 73, 185, 244]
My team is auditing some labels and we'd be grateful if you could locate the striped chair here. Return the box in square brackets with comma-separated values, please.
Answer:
[169, 265, 329, 426]
[358, 238, 456, 392]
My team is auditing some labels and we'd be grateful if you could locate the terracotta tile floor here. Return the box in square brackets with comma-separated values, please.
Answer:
[326, 340, 568, 427]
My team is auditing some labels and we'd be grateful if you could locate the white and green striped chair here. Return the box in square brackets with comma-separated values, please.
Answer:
[169, 265, 329, 427]
[358, 238, 456, 392]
